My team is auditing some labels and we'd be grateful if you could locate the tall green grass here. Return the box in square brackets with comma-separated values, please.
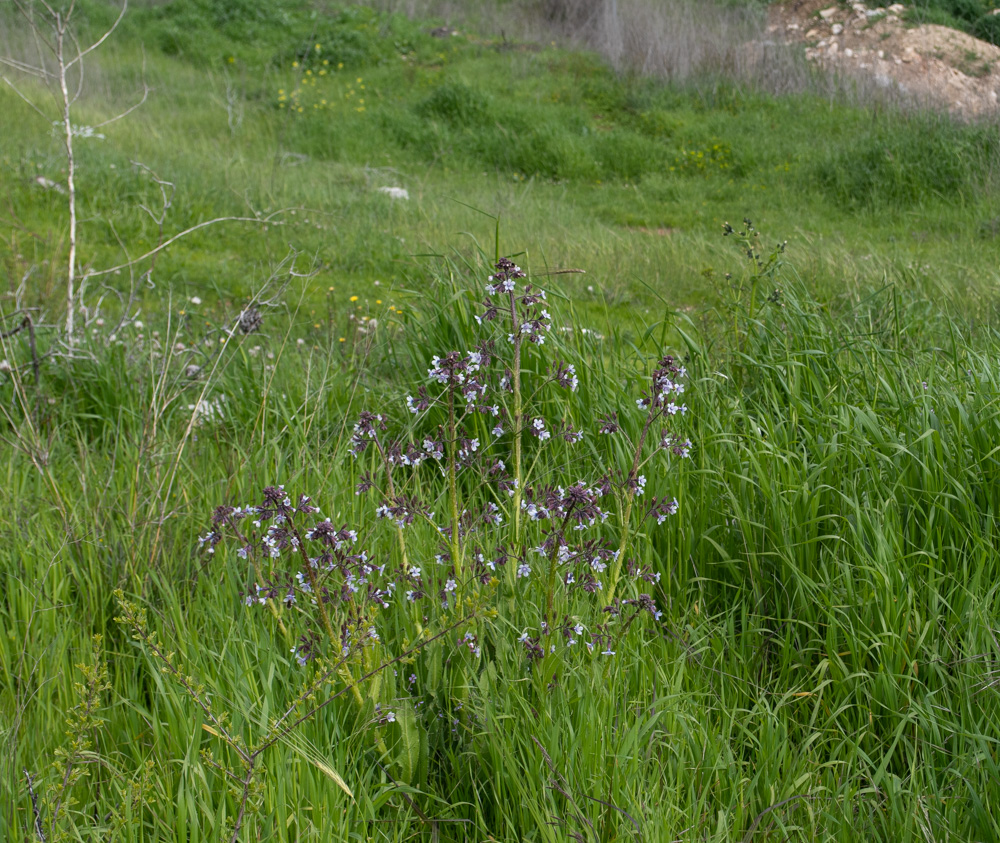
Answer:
[3, 2, 1000, 839]
[4, 228, 1000, 839]
[3, 0, 1000, 328]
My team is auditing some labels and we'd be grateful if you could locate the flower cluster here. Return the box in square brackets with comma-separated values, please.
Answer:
[342, 257, 693, 669]
[200, 485, 421, 668]
[206, 255, 693, 695]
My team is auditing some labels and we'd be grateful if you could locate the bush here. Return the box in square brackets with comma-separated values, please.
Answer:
[903, 0, 1000, 43]
[972, 12, 1000, 46]
[812, 116, 998, 209]
[418, 82, 493, 127]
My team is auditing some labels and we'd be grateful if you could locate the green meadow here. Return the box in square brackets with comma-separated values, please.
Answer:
[2, 1, 1000, 840]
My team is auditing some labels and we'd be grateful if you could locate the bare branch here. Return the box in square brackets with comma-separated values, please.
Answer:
[0, 76, 49, 119]
[68, 27, 84, 106]
[23, 769, 46, 842]
[92, 78, 149, 129]
[0, 55, 52, 78]
[12, 0, 56, 54]
[81, 211, 292, 279]
[66, 0, 127, 69]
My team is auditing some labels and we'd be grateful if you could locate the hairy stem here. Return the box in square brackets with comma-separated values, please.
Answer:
[447, 385, 462, 583]
[545, 511, 574, 621]
[226, 517, 291, 641]
[604, 411, 656, 605]
[373, 434, 410, 573]
[509, 290, 523, 590]
[286, 522, 387, 755]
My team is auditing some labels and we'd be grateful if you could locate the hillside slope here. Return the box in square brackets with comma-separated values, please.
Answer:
[772, 0, 1000, 114]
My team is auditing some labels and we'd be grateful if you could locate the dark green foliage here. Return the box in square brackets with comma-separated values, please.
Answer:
[903, 0, 1000, 45]
[812, 114, 998, 208]
[125, 0, 302, 61]
[125, 0, 438, 67]
[417, 80, 493, 126]
[972, 11, 1000, 45]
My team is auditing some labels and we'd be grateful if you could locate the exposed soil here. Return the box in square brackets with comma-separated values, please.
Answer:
[769, 1, 1000, 116]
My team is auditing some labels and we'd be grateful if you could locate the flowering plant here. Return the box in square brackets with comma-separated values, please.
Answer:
[341, 256, 693, 666]
[120, 255, 693, 831]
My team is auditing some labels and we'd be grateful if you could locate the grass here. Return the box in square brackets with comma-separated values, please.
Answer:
[2, 2, 1000, 320]
[899, 0, 1000, 46]
[2, 2, 1000, 841]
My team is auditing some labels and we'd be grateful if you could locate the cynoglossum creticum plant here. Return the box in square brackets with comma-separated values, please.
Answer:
[346, 256, 693, 674]
[195, 485, 484, 744]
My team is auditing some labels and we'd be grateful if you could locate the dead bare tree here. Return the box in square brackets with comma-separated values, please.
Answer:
[0, 1, 288, 345]
[0, 0, 147, 337]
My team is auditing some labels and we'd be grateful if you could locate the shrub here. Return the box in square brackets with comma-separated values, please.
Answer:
[811, 116, 997, 209]
[972, 12, 1000, 46]
[418, 81, 493, 127]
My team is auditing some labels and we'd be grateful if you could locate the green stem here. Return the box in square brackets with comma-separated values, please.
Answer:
[604, 411, 655, 606]
[545, 511, 574, 621]
[227, 517, 291, 642]
[447, 386, 462, 584]
[509, 291, 524, 591]
[604, 491, 635, 607]
[290, 524, 388, 754]
[373, 435, 410, 574]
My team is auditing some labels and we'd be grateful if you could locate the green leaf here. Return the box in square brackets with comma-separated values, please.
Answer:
[392, 700, 423, 786]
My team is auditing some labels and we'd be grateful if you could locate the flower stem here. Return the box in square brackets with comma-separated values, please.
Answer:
[509, 290, 523, 590]
[545, 511, 574, 621]
[604, 411, 655, 605]
[373, 435, 411, 574]
[447, 386, 462, 585]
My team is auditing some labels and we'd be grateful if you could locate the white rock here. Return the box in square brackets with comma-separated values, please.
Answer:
[887, 3, 904, 12]
[820, 7, 838, 19]
[378, 186, 409, 200]
[832, 23, 844, 35]
[844, 48, 854, 57]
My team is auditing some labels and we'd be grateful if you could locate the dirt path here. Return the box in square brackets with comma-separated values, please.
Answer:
[769, 1, 1000, 115]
